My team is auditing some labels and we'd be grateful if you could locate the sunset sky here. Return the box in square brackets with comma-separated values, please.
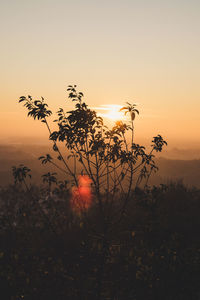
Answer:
[0, 0, 200, 148]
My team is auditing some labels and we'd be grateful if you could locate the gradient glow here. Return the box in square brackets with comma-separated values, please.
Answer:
[0, 0, 200, 148]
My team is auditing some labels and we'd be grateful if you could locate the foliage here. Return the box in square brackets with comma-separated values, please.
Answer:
[42, 172, 57, 192]
[12, 164, 31, 190]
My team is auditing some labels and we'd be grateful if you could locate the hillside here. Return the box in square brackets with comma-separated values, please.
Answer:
[0, 144, 200, 187]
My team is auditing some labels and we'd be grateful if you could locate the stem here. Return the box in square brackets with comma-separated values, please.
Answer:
[49, 161, 70, 176]
[131, 120, 134, 150]
[84, 137, 98, 189]
[135, 148, 154, 188]
[23, 179, 29, 191]
[44, 118, 78, 186]
[75, 143, 97, 188]
[73, 153, 76, 176]
[144, 166, 153, 189]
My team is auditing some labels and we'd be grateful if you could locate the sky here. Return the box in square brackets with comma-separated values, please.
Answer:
[0, 0, 200, 148]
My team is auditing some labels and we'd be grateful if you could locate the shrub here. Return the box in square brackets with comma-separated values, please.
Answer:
[18, 85, 167, 215]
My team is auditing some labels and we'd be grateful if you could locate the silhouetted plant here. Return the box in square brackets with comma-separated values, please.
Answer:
[12, 164, 31, 191]
[42, 172, 57, 193]
[120, 102, 139, 143]
[19, 85, 167, 203]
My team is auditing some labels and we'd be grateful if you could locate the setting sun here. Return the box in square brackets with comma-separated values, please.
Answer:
[94, 104, 126, 121]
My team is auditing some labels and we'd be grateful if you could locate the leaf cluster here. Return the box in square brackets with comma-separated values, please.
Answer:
[19, 96, 52, 120]
[12, 164, 31, 184]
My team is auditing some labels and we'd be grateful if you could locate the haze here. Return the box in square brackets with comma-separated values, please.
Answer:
[0, 0, 200, 149]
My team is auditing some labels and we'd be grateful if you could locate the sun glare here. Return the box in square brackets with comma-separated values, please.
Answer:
[106, 108, 123, 121]
[93, 104, 126, 122]
[70, 175, 92, 213]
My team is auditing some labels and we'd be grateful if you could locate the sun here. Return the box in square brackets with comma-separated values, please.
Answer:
[93, 104, 126, 121]
[106, 107, 124, 121]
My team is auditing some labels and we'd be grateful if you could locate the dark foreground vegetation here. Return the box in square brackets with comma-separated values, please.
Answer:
[0, 182, 200, 300]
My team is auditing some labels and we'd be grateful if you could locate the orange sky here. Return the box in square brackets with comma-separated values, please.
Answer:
[0, 0, 200, 148]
